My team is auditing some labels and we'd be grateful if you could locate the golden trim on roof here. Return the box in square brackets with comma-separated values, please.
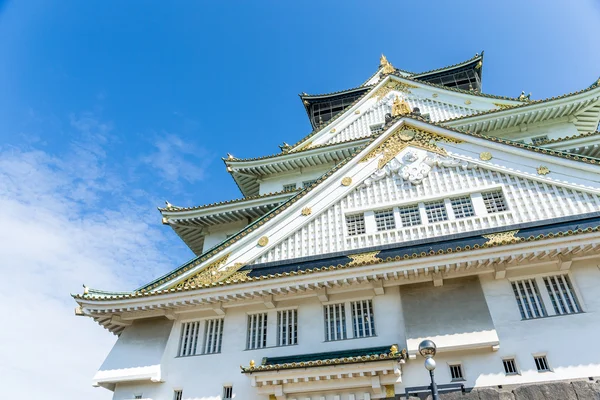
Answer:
[392, 96, 411, 117]
[537, 166, 550, 175]
[348, 251, 381, 266]
[479, 152, 493, 161]
[483, 230, 520, 246]
[371, 79, 416, 100]
[172, 254, 249, 289]
[360, 125, 462, 169]
[380, 54, 395, 75]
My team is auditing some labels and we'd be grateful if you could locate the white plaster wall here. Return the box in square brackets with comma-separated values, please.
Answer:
[488, 121, 580, 144]
[106, 263, 600, 399]
[254, 163, 600, 264]
[203, 220, 250, 253]
[259, 167, 332, 196]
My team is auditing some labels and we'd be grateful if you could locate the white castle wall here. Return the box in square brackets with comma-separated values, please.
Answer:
[253, 164, 600, 264]
[106, 261, 600, 400]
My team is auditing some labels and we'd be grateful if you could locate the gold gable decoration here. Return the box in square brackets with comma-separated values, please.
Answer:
[372, 79, 417, 100]
[392, 96, 411, 117]
[483, 230, 520, 246]
[360, 125, 463, 169]
[173, 254, 250, 289]
[348, 251, 381, 266]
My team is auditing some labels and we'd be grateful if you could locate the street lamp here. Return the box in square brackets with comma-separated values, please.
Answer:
[419, 339, 439, 400]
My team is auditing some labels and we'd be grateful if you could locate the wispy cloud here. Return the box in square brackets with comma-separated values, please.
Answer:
[141, 132, 213, 187]
[0, 112, 190, 399]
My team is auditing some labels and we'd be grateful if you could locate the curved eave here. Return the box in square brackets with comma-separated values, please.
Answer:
[226, 139, 369, 197]
[299, 86, 371, 101]
[412, 53, 483, 79]
[444, 85, 600, 134]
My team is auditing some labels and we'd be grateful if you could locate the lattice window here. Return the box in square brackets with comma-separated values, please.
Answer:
[351, 300, 375, 338]
[223, 386, 233, 400]
[277, 309, 298, 346]
[449, 364, 464, 380]
[531, 135, 549, 146]
[246, 313, 268, 350]
[534, 355, 550, 372]
[178, 321, 201, 357]
[425, 200, 448, 223]
[370, 123, 384, 134]
[173, 390, 183, 400]
[324, 303, 347, 341]
[283, 183, 297, 191]
[346, 213, 366, 236]
[399, 204, 421, 227]
[203, 318, 224, 354]
[375, 209, 396, 231]
[482, 190, 508, 213]
[503, 358, 518, 375]
[303, 179, 317, 188]
[543, 275, 582, 315]
[450, 196, 475, 219]
[511, 279, 547, 319]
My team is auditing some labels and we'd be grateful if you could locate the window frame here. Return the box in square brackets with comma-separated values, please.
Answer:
[283, 183, 297, 191]
[277, 308, 298, 347]
[424, 199, 449, 223]
[173, 390, 183, 400]
[246, 312, 269, 350]
[448, 362, 465, 381]
[374, 208, 396, 231]
[177, 317, 225, 357]
[502, 357, 519, 376]
[223, 386, 234, 400]
[533, 354, 551, 373]
[345, 213, 366, 236]
[481, 190, 508, 214]
[450, 195, 475, 219]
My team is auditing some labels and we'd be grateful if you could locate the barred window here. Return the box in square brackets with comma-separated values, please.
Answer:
[543, 275, 581, 315]
[283, 183, 297, 191]
[531, 135, 549, 146]
[511, 279, 547, 319]
[246, 313, 268, 350]
[203, 318, 224, 354]
[424, 200, 448, 223]
[277, 309, 298, 346]
[450, 196, 475, 219]
[449, 364, 464, 380]
[534, 355, 550, 372]
[223, 386, 233, 400]
[482, 190, 508, 213]
[351, 300, 375, 338]
[375, 209, 396, 231]
[178, 321, 201, 357]
[324, 303, 347, 341]
[346, 213, 366, 236]
[302, 179, 317, 188]
[173, 390, 183, 400]
[503, 358, 518, 375]
[399, 204, 421, 227]
[370, 123, 384, 134]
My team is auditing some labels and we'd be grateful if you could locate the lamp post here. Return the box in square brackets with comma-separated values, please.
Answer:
[419, 339, 439, 400]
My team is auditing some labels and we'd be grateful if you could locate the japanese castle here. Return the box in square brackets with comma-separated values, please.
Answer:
[74, 53, 600, 399]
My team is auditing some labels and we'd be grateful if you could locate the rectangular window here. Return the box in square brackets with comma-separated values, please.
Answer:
[370, 123, 384, 134]
[246, 313, 268, 350]
[134, 396, 142, 400]
[511, 279, 547, 319]
[277, 309, 298, 346]
[424, 200, 448, 223]
[375, 209, 396, 231]
[543, 275, 582, 315]
[449, 364, 464, 380]
[346, 213, 366, 236]
[173, 390, 183, 400]
[450, 196, 475, 219]
[399, 204, 421, 227]
[203, 318, 224, 354]
[531, 135, 549, 146]
[223, 386, 233, 399]
[351, 300, 375, 338]
[482, 190, 508, 213]
[283, 183, 297, 191]
[324, 303, 347, 341]
[534, 355, 550, 372]
[178, 321, 201, 357]
[302, 179, 317, 188]
[503, 358, 518, 375]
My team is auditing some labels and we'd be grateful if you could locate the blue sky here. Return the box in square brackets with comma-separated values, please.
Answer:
[0, 1, 599, 399]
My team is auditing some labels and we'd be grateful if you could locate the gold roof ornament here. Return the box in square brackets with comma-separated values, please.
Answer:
[380, 53, 396, 75]
[258, 236, 269, 247]
[392, 96, 411, 117]
[172, 254, 250, 289]
[518, 91, 531, 101]
[165, 201, 174, 209]
[227, 153, 235, 160]
[537, 165, 550, 175]
[301, 207, 312, 216]
[479, 152, 493, 161]
[83, 284, 89, 295]
[475, 60, 483, 70]
[390, 344, 399, 354]
[249, 360, 255, 367]
[341, 177, 352, 186]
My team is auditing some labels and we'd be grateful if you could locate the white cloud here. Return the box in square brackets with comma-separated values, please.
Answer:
[0, 114, 192, 399]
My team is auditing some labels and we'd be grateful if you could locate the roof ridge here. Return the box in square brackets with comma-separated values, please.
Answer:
[410, 52, 483, 77]
[299, 85, 372, 99]
[159, 189, 298, 213]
